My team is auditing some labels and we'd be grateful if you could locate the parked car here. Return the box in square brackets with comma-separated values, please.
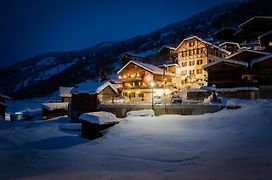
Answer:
[171, 95, 182, 104]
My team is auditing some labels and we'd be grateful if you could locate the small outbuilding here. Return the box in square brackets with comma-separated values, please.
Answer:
[70, 81, 119, 123]
[42, 102, 68, 119]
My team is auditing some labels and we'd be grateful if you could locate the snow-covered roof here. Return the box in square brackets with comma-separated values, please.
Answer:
[219, 42, 241, 49]
[226, 49, 270, 59]
[117, 60, 175, 76]
[203, 58, 248, 69]
[158, 45, 176, 52]
[158, 63, 179, 68]
[42, 102, 68, 111]
[258, 30, 272, 39]
[59, 87, 73, 98]
[175, 36, 231, 55]
[79, 111, 118, 125]
[71, 81, 118, 95]
[0, 93, 10, 99]
[251, 54, 272, 65]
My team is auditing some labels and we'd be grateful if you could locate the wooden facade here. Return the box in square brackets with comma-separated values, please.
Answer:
[176, 36, 230, 88]
[204, 60, 248, 87]
[70, 83, 119, 123]
[117, 60, 175, 102]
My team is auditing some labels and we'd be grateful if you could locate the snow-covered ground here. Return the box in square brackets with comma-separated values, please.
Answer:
[1, 99, 272, 179]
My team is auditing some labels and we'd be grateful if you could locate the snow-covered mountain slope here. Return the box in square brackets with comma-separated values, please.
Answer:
[0, 0, 271, 99]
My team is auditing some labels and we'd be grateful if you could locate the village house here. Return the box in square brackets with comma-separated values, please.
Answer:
[70, 81, 118, 123]
[0, 93, 10, 120]
[117, 60, 175, 102]
[175, 36, 230, 88]
[149, 45, 178, 65]
[121, 52, 146, 66]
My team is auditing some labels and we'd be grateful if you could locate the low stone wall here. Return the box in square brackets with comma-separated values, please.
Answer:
[99, 104, 223, 118]
[187, 87, 259, 101]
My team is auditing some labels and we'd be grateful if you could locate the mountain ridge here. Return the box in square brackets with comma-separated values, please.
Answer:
[1, 0, 272, 99]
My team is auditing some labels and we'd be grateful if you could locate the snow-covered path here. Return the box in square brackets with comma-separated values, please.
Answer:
[1, 100, 272, 179]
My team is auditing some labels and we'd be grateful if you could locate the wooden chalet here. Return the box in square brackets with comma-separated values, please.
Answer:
[42, 102, 68, 119]
[117, 60, 175, 102]
[234, 16, 272, 45]
[121, 52, 146, 66]
[203, 59, 249, 87]
[150, 45, 178, 65]
[175, 36, 230, 88]
[70, 81, 118, 123]
[0, 93, 10, 120]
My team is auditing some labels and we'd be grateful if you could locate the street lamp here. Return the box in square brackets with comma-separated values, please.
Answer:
[150, 82, 155, 109]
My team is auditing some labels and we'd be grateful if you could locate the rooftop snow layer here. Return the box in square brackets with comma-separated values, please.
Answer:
[59, 87, 73, 97]
[42, 102, 68, 111]
[79, 111, 118, 125]
[71, 81, 118, 94]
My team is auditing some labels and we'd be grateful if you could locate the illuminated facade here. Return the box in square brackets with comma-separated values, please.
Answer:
[117, 60, 175, 102]
[175, 36, 230, 88]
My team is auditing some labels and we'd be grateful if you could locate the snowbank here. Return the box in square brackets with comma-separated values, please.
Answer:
[126, 109, 155, 117]
[79, 111, 118, 125]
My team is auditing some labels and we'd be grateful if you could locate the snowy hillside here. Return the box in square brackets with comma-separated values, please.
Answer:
[1, 99, 272, 179]
[0, 0, 272, 99]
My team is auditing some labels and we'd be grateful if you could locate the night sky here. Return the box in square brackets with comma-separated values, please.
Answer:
[0, 0, 238, 68]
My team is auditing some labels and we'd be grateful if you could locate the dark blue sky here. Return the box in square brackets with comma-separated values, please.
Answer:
[0, 0, 238, 68]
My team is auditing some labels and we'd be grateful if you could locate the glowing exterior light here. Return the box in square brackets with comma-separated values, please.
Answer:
[150, 82, 155, 88]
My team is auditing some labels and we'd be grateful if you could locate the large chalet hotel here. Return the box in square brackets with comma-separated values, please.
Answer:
[116, 16, 272, 102]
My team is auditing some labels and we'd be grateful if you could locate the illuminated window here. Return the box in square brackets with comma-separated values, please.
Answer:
[196, 69, 203, 74]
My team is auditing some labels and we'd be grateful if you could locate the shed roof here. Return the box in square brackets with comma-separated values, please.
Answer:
[251, 54, 272, 65]
[71, 81, 118, 94]
[203, 58, 248, 70]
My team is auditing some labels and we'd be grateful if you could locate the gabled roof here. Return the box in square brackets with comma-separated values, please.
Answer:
[251, 54, 272, 66]
[59, 87, 73, 98]
[71, 81, 118, 94]
[117, 60, 174, 76]
[0, 93, 10, 99]
[219, 42, 241, 49]
[226, 49, 270, 59]
[175, 36, 231, 55]
[203, 58, 248, 70]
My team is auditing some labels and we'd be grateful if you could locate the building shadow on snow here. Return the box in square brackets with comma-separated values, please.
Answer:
[24, 135, 89, 150]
